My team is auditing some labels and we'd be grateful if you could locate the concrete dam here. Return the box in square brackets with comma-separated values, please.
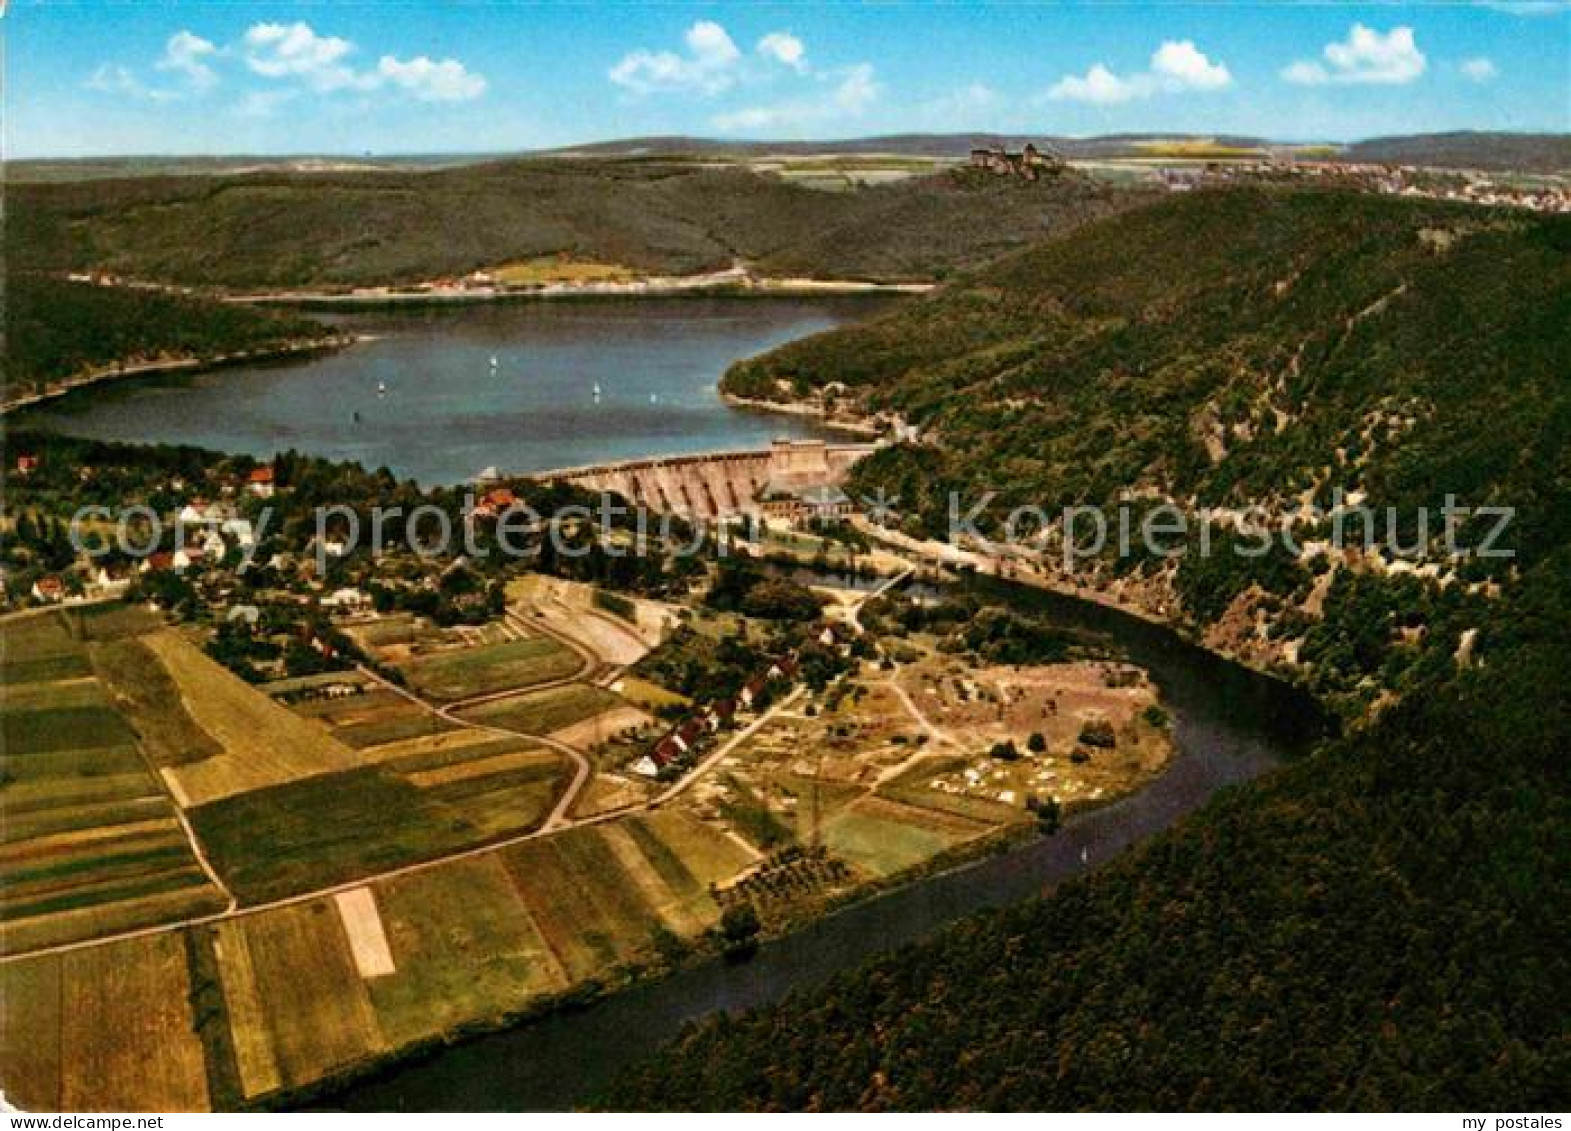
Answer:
[528, 439, 877, 520]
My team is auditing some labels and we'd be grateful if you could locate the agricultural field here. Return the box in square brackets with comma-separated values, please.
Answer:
[497, 816, 742, 982]
[136, 629, 362, 806]
[278, 677, 459, 749]
[0, 930, 212, 1111]
[456, 682, 647, 744]
[0, 611, 228, 954]
[187, 729, 568, 902]
[211, 899, 388, 1094]
[492, 257, 635, 286]
[396, 635, 581, 702]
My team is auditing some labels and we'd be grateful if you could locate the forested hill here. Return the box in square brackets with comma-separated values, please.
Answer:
[725, 187, 1571, 713]
[8, 161, 1144, 290]
[3, 274, 336, 400]
[610, 186, 1571, 1111]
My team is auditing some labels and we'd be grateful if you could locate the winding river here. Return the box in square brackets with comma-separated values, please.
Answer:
[313, 575, 1327, 1112]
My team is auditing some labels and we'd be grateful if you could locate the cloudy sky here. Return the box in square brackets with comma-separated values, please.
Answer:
[9, 1, 1568, 157]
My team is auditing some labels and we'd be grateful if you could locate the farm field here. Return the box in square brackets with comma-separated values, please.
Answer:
[0, 611, 228, 954]
[138, 629, 362, 806]
[455, 682, 639, 740]
[279, 678, 459, 749]
[363, 857, 565, 1049]
[212, 899, 387, 1094]
[0, 929, 211, 1111]
[396, 635, 581, 701]
[187, 728, 567, 902]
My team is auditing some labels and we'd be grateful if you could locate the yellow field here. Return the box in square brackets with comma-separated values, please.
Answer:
[493, 257, 634, 285]
[142, 630, 363, 805]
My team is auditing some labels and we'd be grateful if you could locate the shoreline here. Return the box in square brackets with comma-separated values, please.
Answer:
[1, 333, 359, 417]
[224, 269, 933, 309]
[719, 391, 884, 438]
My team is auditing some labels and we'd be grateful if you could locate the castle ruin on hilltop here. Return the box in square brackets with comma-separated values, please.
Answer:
[968, 142, 1066, 180]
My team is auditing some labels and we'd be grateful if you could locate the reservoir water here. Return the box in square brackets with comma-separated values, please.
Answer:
[14, 297, 889, 486]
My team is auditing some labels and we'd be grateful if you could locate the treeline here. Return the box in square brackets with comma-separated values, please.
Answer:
[7, 160, 1148, 289]
[605, 549, 1571, 1109]
[725, 187, 1571, 713]
[4, 273, 334, 395]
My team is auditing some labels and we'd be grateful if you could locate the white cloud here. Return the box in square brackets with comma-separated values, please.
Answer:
[1048, 39, 1232, 104]
[157, 31, 218, 92]
[1150, 40, 1233, 91]
[919, 82, 1003, 121]
[377, 55, 487, 101]
[757, 31, 807, 72]
[1461, 56, 1499, 82]
[243, 21, 369, 92]
[610, 20, 742, 95]
[1049, 64, 1141, 104]
[713, 63, 880, 132]
[87, 64, 150, 98]
[236, 22, 486, 103]
[1282, 24, 1427, 85]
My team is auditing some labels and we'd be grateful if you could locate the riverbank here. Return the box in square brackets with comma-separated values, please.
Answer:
[302, 576, 1327, 1111]
[720, 391, 884, 438]
[224, 268, 933, 309]
[1, 333, 359, 416]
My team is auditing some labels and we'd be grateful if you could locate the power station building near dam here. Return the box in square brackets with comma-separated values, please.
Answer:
[528, 438, 877, 522]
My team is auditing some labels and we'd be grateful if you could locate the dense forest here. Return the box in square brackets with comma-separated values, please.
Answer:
[604, 186, 1571, 1109]
[6, 160, 1147, 289]
[725, 187, 1571, 713]
[3, 273, 335, 396]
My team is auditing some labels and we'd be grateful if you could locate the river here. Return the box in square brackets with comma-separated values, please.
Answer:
[13, 296, 890, 487]
[312, 574, 1327, 1112]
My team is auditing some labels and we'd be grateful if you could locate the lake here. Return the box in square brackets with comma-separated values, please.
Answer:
[14, 296, 891, 487]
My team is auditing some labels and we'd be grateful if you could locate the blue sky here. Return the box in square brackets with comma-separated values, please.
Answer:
[8, 2, 1569, 157]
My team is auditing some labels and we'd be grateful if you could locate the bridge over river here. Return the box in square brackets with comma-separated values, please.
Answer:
[526, 438, 877, 520]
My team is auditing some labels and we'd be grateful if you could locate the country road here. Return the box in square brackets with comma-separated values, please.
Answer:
[0, 564, 908, 965]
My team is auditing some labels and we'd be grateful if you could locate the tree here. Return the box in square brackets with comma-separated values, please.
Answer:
[719, 902, 762, 960]
[1027, 731, 1048, 754]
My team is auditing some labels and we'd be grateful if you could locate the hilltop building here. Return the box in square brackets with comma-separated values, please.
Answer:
[969, 143, 1065, 180]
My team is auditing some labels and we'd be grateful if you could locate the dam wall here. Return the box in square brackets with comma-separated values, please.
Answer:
[529, 439, 876, 520]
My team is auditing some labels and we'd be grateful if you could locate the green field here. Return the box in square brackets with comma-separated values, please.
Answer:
[367, 856, 564, 1047]
[820, 806, 955, 878]
[398, 637, 581, 702]
[456, 683, 620, 735]
[0, 610, 228, 952]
